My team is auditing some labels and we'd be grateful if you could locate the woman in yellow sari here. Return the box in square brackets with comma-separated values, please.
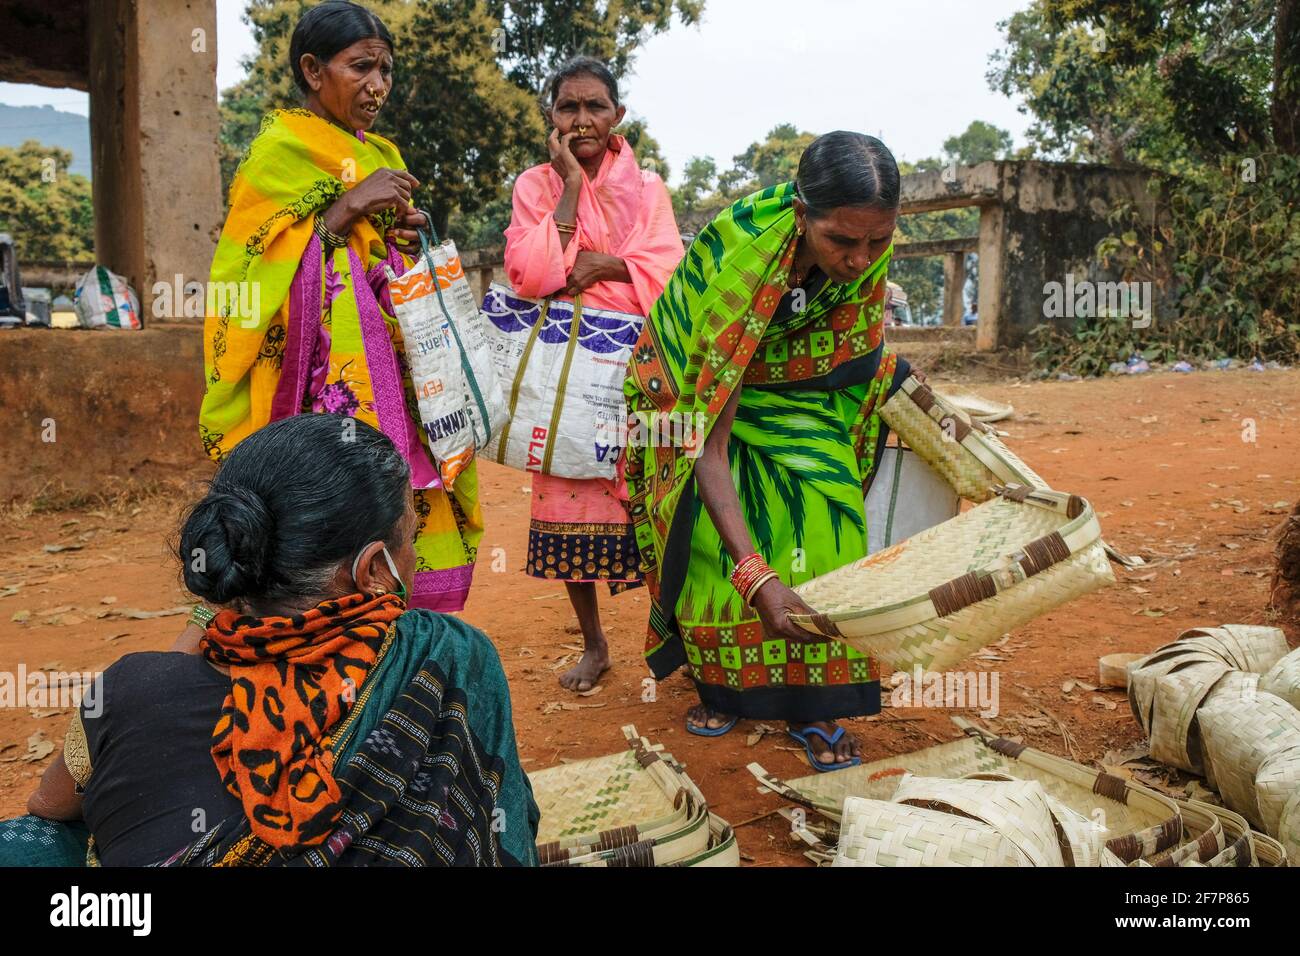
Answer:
[200, 1, 481, 611]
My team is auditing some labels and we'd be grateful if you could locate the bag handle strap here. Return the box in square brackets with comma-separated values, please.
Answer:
[540, 294, 584, 475]
[493, 293, 551, 464]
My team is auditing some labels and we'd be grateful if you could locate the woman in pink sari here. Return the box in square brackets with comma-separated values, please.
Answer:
[504, 57, 683, 692]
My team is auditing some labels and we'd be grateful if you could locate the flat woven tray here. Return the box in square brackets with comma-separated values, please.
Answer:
[528, 725, 693, 846]
[791, 486, 1114, 672]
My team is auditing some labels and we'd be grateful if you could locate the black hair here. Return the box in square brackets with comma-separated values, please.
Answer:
[545, 55, 620, 108]
[178, 414, 410, 606]
[289, 1, 394, 95]
[795, 131, 901, 219]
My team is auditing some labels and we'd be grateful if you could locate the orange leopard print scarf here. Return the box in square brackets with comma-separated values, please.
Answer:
[201, 592, 405, 849]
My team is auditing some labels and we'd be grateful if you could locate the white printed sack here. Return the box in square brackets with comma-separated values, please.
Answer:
[480, 284, 643, 480]
[74, 266, 141, 330]
[387, 237, 509, 487]
[865, 446, 961, 554]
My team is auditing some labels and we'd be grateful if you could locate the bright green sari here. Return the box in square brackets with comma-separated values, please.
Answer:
[625, 182, 904, 720]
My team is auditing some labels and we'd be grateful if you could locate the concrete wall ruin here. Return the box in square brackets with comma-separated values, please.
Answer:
[899, 160, 1168, 351]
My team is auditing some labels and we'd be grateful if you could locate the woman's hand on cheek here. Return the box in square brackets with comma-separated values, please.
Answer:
[548, 127, 584, 186]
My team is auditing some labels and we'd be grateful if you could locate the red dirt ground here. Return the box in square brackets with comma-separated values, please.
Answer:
[1, 369, 1296, 865]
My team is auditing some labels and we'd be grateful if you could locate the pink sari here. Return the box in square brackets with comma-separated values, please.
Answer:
[503, 135, 683, 586]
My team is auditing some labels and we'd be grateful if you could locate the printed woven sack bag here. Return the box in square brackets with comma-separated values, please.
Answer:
[480, 283, 642, 480]
[387, 231, 509, 486]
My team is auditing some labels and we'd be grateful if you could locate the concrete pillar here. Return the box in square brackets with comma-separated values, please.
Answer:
[88, 0, 222, 320]
[975, 205, 1004, 352]
[942, 251, 966, 327]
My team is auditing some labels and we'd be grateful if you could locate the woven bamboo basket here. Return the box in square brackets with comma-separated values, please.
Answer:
[1275, 790, 1300, 863]
[1260, 648, 1300, 710]
[1147, 662, 1232, 773]
[1256, 744, 1300, 838]
[961, 773, 1125, 867]
[528, 725, 697, 853]
[894, 773, 1075, 866]
[791, 486, 1114, 673]
[878, 374, 1046, 501]
[1144, 799, 1229, 867]
[1178, 625, 1290, 673]
[1254, 833, 1287, 867]
[669, 814, 741, 868]
[1126, 626, 1283, 733]
[1199, 693, 1300, 829]
[555, 801, 711, 866]
[751, 720, 1182, 864]
[832, 795, 1030, 867]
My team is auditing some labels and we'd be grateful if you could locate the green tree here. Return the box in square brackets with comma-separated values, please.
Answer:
[994, 1, 1300, 369]
[942, 120, 1012, 165]
[0, 141, 94, 261]
[616, 115, 670, 181]
[671, 155, 717, 221]
[486, 0, 703, 92]
[987, 0, 1284, 167]
[732, 123, 816, 190]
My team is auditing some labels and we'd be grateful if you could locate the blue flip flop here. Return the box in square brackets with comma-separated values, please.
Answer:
[787, 725, 862, 772]
[686, 713, 738, 737]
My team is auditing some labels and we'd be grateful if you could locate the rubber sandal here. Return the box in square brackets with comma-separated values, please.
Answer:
[786, 724, 862, 772]
[686, 713, 738, 737]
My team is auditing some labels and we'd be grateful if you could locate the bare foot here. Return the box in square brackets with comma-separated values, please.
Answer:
[559, 644, 610, 692]
[686, 704, 736, 734]
[788, 720, 861, 764]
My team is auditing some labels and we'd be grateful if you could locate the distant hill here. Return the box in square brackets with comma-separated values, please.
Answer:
[0, 104, 91, 178]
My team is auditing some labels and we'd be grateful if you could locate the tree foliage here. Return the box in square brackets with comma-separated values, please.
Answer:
[0, 142, 94, 261]
[995, 1, 1300, 371]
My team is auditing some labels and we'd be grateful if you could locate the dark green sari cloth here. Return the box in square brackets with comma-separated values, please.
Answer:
[165, 609, 539, 867]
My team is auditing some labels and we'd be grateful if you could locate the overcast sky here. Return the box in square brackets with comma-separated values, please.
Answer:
[1, 0, 1032, 183]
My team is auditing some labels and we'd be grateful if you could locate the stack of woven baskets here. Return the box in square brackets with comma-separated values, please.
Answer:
[1128, 626, 1300, 861]
[526, 724, 739, 867]
[833, 773, 1129, 867]
[789, 372, 1118, 673]
[749, 719, 1286, 866]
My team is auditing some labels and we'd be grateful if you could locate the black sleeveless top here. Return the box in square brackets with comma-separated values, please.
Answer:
[79, 652, 242, 866]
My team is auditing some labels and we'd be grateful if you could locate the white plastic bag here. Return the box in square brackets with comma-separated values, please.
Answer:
[865, 446, 961, 554]
[386, 236, 508, 487]
[74, 266, 141, 330]
[479, 284, 642, 480]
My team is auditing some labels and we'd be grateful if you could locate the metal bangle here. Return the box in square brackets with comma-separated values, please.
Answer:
[189, 604, 215, 630]
[314, 214, 349, 249]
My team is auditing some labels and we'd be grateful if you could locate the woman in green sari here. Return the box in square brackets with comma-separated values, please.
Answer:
[625, 132, 911, 771]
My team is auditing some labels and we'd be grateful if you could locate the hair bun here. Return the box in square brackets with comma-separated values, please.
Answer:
[179, 485, 276, 605]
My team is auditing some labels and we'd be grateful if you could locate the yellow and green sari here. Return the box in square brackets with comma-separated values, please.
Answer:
[200, 109, 481, 610]
[625, 182, 908, 720]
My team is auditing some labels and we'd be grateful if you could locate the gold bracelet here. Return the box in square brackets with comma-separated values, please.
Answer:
[554, 219, 577, 234]
[313, 214, 349, 249]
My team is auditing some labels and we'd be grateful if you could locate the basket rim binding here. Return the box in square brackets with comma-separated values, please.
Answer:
[792, 486, 1103, 637]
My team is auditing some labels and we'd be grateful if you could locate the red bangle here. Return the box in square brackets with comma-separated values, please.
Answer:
[730, 553, 772, 600]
